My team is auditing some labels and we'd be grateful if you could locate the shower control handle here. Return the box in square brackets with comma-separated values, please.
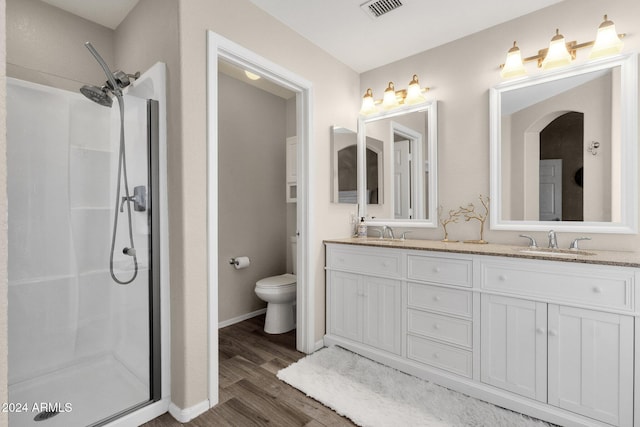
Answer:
[119, 186, 147, 213]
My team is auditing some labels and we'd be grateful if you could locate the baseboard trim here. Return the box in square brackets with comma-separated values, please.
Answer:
[313, 339, 325, 352]
[218, 308, 267, 329]
[168, 400, 210, 423]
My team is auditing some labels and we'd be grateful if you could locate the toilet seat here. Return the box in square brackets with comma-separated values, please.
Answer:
[256, 273, 296, 288]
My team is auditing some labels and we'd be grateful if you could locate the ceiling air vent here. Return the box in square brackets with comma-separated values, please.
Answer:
[361, 0, 404, 19]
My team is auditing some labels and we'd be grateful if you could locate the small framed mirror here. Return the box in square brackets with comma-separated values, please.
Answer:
[490, 53, 638, 233]
[357, 101, 438, 228]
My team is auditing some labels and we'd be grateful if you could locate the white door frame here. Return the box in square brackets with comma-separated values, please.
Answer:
[206, 31, 315, 407]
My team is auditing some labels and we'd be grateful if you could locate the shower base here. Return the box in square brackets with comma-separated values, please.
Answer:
[8, 355, 148, 427]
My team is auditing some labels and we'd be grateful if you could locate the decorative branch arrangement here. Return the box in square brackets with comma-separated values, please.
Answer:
[459, 194, 490, 244]
[438, 205, 462, 242]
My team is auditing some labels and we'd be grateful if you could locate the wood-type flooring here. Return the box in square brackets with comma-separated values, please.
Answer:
[142, 315, 355, 426]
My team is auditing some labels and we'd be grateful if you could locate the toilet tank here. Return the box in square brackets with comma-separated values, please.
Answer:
[291, 235, 297, 275]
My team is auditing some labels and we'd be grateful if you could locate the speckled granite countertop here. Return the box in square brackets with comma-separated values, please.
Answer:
[324, 237, 640, 268]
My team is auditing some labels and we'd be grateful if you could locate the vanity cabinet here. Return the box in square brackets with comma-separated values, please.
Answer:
[481, 295, 633, 426]
[327, 246, 402, 355]
[325, 241, 640, 427]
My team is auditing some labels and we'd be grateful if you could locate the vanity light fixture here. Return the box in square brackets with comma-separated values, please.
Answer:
[541, 29, 573, 70]
[499, 14, 625, 79]
[359, 74, 429, 114]
[500, 42, 527, 79]
[589, 15, 624, 59]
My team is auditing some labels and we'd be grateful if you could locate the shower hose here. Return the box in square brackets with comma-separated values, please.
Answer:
[109, 94, 139, 285]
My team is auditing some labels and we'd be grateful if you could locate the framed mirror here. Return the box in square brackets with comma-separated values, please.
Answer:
[358, 101, 438, 228]
[490, 53, 638, 233]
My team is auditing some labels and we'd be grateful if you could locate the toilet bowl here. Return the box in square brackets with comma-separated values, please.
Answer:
[254, 236, 297, 334]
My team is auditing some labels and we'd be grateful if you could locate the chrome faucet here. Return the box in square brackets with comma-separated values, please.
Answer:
[548, 230, 558, 249]
[569, 237, 591, 250]
[382, 225, 395, 240]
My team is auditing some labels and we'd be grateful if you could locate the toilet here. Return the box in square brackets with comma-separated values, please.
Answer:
[254, 236, 297, 334]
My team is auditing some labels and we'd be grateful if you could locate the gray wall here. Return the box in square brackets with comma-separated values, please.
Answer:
[217, 72, 288, 322]
[6, 0, 114, 90]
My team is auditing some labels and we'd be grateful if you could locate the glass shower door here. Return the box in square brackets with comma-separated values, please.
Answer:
[7, 78, 155, 427]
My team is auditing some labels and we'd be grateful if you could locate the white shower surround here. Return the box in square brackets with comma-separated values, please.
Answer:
[7, 63, 170, 427]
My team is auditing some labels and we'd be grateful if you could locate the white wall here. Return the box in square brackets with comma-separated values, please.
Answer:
[360, 0, 640, 248]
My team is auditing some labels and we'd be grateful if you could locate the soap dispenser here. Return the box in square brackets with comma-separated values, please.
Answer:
[357, 217, 367, 237]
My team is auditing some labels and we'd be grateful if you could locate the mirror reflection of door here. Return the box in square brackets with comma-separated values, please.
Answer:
[366, 144, 381, 204]
[539, 111, 584, 221]
[337, 145, 358, 203]
[394, 139, 411, 218]
[539, 159, 562, 221]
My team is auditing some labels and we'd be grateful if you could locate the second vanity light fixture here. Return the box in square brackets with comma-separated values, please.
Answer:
[500, 15, 625, 79]
[360, 74, 429, 115]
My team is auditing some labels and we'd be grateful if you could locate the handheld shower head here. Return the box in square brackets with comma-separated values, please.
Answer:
[84, 41, 121, 96]
[80, 85, 113, 107]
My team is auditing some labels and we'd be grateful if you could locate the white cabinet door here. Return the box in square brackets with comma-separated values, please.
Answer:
[328, 271, 361, 342]
[548, 305, 633, 427]
[362, 276, 401, 355]
[481, 295, 547, 401]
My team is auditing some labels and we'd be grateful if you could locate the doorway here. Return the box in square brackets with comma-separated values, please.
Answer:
[206, 32, 314, 408]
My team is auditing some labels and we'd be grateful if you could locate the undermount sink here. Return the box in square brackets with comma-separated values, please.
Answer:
[517, 247, 596, 257]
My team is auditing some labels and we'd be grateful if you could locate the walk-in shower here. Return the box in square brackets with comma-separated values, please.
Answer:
[7, 45, 168, 426]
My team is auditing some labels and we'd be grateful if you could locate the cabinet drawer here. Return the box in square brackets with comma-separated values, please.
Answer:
[407, 255, 472, 287]
[481, 261, 634, 311]
[408, 283, 472, 317]
[328, 247, 401, 277]
[407, 335, 472, 378]
[407, 309, 472, 348]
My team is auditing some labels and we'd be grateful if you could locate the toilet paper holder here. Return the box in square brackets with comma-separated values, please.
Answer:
[229, 256, 250, 269]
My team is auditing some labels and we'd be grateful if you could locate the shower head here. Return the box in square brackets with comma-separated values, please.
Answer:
[80, 85, 113, 107]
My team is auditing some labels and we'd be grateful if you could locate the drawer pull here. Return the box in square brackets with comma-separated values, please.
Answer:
[593, 286, 602, 294]
[536, 327, 546, 335]
[548, 329, 558, 337]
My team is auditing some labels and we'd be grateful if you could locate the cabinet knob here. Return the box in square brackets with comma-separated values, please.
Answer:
[498, 275, 507, 281]
[536, 327, 546, 335]
[548, 329, 558, 337]
[433, 323, 441, 330]
[433, 295, 441, 302]
[593, 286, 602, 294]
[433, 267, 441, 273]
[338, 257, 345, 263]
[433, 353, 440, 359]
[382, 262, 389, 267]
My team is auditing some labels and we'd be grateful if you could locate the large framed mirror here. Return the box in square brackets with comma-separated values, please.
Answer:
[490, 53, 638, 233]
[357, 101, 438, 228]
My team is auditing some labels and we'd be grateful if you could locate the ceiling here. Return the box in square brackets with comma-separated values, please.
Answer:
[40, 0, 139, 29]
[249, 0, 563, 73]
